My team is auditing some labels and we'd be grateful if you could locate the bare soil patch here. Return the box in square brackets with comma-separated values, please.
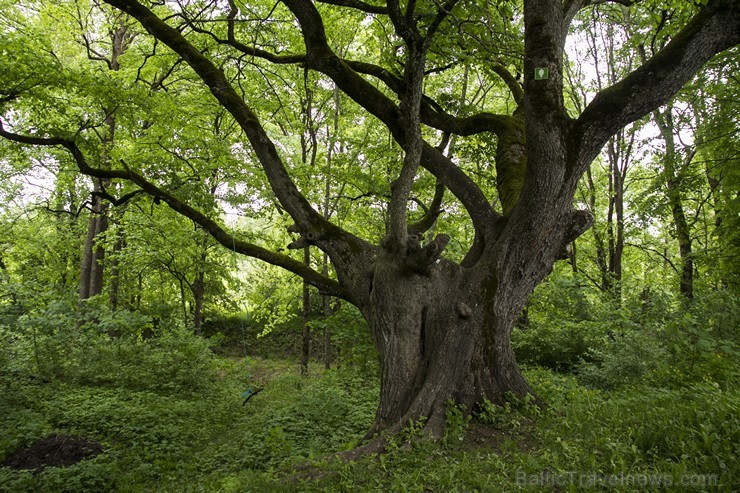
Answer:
[1, 434, 103, 473]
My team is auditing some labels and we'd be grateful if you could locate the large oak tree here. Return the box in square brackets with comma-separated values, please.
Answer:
[1, 0, 738, 442]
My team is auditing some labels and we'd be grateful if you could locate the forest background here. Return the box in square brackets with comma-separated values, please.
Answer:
[0, 0, 737, 491]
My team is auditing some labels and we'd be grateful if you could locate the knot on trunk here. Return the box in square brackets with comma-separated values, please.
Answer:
[287, 227, 322, 250]
[556, 210, 593, 260]
[565, 209, 593, 243]
[405, 234, 450, 274]
[455, 302, 472, 318]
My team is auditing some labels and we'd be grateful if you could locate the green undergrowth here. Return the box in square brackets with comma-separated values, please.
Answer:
[290, 368, 738, 493]
[0, 341, 737, 492]
[0, 347, 379, 493]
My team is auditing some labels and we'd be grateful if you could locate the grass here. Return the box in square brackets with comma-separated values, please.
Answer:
[0, 351, 737, 492]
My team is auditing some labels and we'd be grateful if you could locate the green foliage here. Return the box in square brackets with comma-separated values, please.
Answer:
[517, 264, 739, 392]
[1, 289, 216, 394]
[0, 460, 115, 493]
[313, 303, 376, 369]
[286, 367, 738, 492]
[0, 344, 379, 492]
[656, 291, 740, 388]
[514, 275, 611, 371]
[1, 329, 737, 492]
[523, 368, 738, 487]
[442, 401, 469, 447]
[572, 289, 737, 392]
[65, 329, 216, 395]
[514, 320, 605, 371]
[228, 367, 378, 470]
[575, 330, 668, 390]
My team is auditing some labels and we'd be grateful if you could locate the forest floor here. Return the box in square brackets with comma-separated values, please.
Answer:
[0, 353, 737, 492]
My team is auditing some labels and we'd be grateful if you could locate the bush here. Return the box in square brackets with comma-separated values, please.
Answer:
[513, 320, 607, 371]
[312, 303, 376, 370]
[219, 366, 378, 470]
[657, 291, 740, 388]
[2, 295, 216, 395]
[65, 328, 216, 394]
[576, 330, 667, 390]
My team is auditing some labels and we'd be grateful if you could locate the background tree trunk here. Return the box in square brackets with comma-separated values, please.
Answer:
[654, 108, 694, 299]
[78, 20, 130, 304]
[79, 194, 108, 301]
[301, 246, 311, 377]
[108, 206, 126, 311]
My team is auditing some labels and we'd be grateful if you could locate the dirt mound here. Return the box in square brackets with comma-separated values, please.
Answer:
[1, 434, 103, 473]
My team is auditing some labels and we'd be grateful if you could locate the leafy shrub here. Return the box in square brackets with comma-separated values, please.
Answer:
[227, 367, 378, 469]
[65, 328, 216, 394]
[202, 311, 308, 359]
[77, 296, 152, 338]
[442, 401, 469, 446]
[513, 320, 607, 371]
[2, 293, 216, 395]
[201, 312, 251, 356]
[14, 299, 78, 377]
[0, 460, 115, 493]
[525, 366, 739, 486]
[657, 291, 740, 388]
[313, 303, 376, 370]
[576, 330, 667, 390]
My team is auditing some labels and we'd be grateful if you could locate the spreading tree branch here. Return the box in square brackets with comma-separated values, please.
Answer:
[100, 0, 375, 297]
[315, 0, 387, 15]
[101, 0, 339, 238]
[0, 121, 350, 300]
[575, 0, 740, 174]
[282, 0, 499, 245]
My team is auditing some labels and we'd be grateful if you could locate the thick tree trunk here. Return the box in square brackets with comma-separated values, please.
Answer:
[362, 251, 536, 439]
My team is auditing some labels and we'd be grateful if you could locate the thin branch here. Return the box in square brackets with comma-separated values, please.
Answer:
[315, 0, 387, 15]
[92, 189, 145, 207]
[626, 242, 679, 274]
[424, 0, 459, 43]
